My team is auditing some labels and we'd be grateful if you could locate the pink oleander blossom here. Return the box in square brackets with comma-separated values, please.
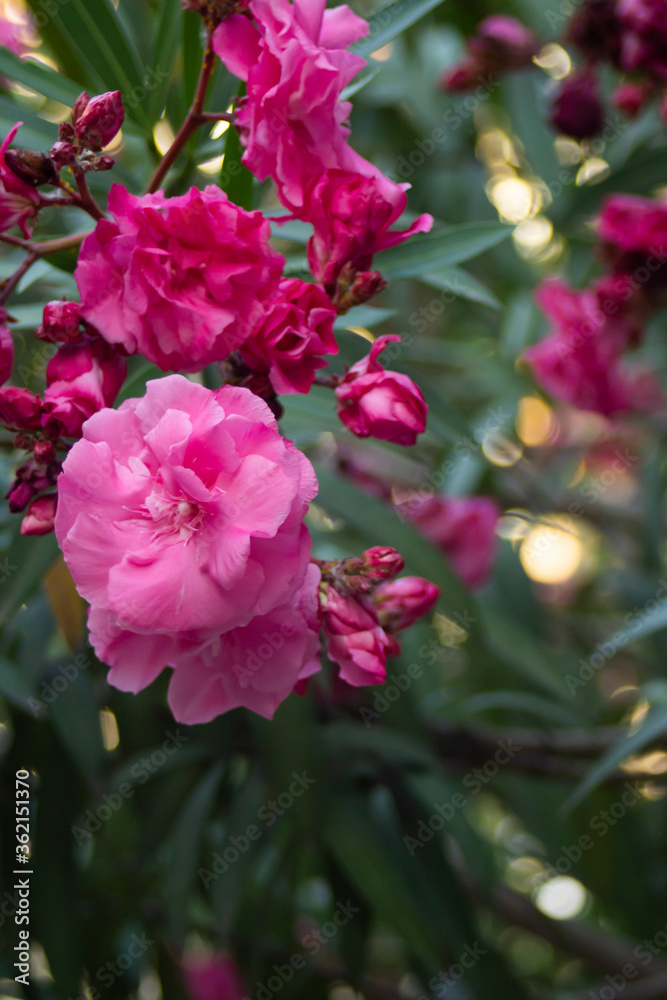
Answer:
[335, 335, 428, 446]
[398, 495, 499, 589]
[182, 953, 245, 1000]
[618, 0, 667, 81]
[598, 194, 667, 255]
[212, 0, 369, 213]
[240, 278, 338, 394]
[55, 375, 320, 721]
[305, 169, 433, 289]
[75, 185, 284, 372]
[0, 123, 40, 237]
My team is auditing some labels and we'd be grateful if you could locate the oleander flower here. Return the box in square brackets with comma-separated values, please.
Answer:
[42, 337, 127, 438]
[397, 495, 499, 589]
[618, 0, 667, 81]
[182, 952, 245, 1000]
[305, 170, 433, 289]
[212, 0, 369, 213]
[335, 335, 428, 446]
[598, 194, 667, 255]
[0, 123, 41, 237]
[55, 375, 320, 721]
[321, 584, 395, 687]
[75, 184, 284, 372]
[240, 277, 338, 394]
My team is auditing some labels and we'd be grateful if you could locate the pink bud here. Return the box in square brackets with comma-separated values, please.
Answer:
[373, 576, 440, 632]
[71, 91, 90, 123]
[33, 440, 56, 464]
[336, 270, 387, 312]
[0, 387, 42, 430]
[0, 311, 13, 385]
[75, 91, 124, 151]
[362, 546, 405, 581]
[36, 300, 82, 344]
[335, 335, 427, 446]
[8, 480, 35, 513]
[21, 493, 57, 536]
[58, 121, 76, 144]
[42, 338, 127, 437]
[50, 141, 77, 172]
[551, 71, 603, 139]
[613, 81, 650, 118]
[321, 586, 392, 687]
[441, 61, 484, 91]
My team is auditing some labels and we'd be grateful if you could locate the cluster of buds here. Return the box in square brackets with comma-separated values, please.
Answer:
[181, 0, 250, 28]
[53, 90, 123, 173]
[317, 546, 439, 687]
[332, 264, 387, 314]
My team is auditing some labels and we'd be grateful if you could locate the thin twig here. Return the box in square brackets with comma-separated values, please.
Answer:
[0, 251, 37, 307]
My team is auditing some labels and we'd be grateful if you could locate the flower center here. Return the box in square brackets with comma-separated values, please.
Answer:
[145, 491, 205, 541]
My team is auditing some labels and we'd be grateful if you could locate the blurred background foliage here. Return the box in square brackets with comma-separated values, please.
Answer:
[1, 0, 667, 998]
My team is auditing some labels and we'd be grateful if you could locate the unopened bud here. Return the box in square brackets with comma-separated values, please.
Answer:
[21, 494, 57, 536]
[59, 121, 76, 144]
[36, 301, 82, 344]
[75, 91, 124, 151]
[8, 481, 35, 513]
[88, 155, 115, 171]
[0, 387, 42, 430]
[71, 91, 90, 123]
[33, 440, 56, 464]
[50, 141, 77, 172]
[4, 148, 57, 187]
[361, 546, 405, 581]
[373, 577, 440, 632]
[336, 270, 387, 313]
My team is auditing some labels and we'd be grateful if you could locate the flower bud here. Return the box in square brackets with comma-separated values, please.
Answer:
[58, 121, 76, 144]
[373, 576, 440, 632]
[361, 546, 405, 581]
[551, 71, 603, 139]
[0, 387, 42, 430]
[613, 81, 650, 118]
[336, 270, 387, 312]
[75, 91, 124, 151]
[71, 91, 90, 123]
[36, 300, 83, 344]
[4, 148, 57, 187]
[33, 440, 56, 464]
[42, 338, 127, 437]
[8, 480, 35, 513]
[50, 141, 77, 172]
[88, 155, 115, 172]
[21, 493, 57, 536]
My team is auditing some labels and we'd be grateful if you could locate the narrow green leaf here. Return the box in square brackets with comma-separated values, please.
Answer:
[0, 50, 82, 107]
[376, 223, 513, 279]
[221, 84, 254, 209]
[49, 667, 105, 783]
[420, 266, 502, 309]
[0, 532, 59, 627]
[147, 0, 183, 123]
[341, 65, 380, 100]
[352, 0, 446, 59]
[0, 653, 35, 710]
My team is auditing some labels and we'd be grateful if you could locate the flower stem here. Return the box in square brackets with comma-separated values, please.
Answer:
[147, 35, 218, 194]
[72, 170, 106, 221]
[0, 251, 38, 307]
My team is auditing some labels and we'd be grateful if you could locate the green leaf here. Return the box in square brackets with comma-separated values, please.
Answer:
[0, 50, 83, 107]
[221, 84, 254, 210]
[420, 266, 502, 309]
[147, 0, 183, 123]
[376, 223, 513, 279]
[341, 65, 380, 100]
[0, 653, 35, 710]
[563, 701, 667, 812]
[48, 667, 105, 783]
[352, 0, 446, 59]
[0, 531, 59, 627]
[480, 606, 575, 703]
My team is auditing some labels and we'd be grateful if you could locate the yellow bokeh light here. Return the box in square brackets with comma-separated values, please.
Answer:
[533, 43, 572, 80]
[535, 877, 587, 920]
[434, 613, 469, 647]
[482, 430, 523, 467]
[153, 119, 175, 156]
[487, 177, 539, 224]
[513, 217, 554, 259]
[476, 129, 518, 167]
[520, 514, 585, 584]
[99, 709, 120, 752]
[516, 396, 558, 447]
[555, 135, 583, 165]
[576, 157, 610, 186]
[346, 326, 375, 343]
[198, 154, 224, 174]
[210, 119, 230, 140]
[622, 752, 667, 776]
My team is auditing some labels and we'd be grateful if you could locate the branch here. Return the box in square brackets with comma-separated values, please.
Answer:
[147, 34, 218, 194]
[0, 251, 37, 306]
[72, 171, 105, 221]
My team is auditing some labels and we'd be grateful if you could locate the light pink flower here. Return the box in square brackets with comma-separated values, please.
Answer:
[398, 495, 499, 589]
[240, 278, 338, 394]
[335, 335, 428, 446]
[182, 953, 245, 1000]
[322, 585, 394, 687]
[75, 184, 284, 372]
[213, 0, 369, 213]
[0, 123, 40, 237]
[305, 169, 433, 289]
[55, 375, 320, 721]
[42, 337, 127, 437]
[0, 308, 13, 385]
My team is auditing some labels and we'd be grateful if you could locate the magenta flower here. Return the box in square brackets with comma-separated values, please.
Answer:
[0, 387, 42, 430]
[42, 338, 127, 438]
[598, 193, 667, 255]
[212, 0, 369, 213]
[75, 184, 284, 372]
[335, 335, 428, 446]
[550, 71, 604, 139]
[182, 953, 245, 1000]
[618, 0, 667, 81]
[55, 375, 320, 721]
[240, 278, 338, 394]
[36, 301, 83, 344]
[398, 495, 499, 589]
[0, 309, 13, 386]
[0, 123, 41, 237]
[305, 169, 433, 290]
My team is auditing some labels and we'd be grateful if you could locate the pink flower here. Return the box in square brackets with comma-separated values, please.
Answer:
[598, 194, 667, 255]
[525, 278, 659, 416]
[618, 0, 667, 80]
[613, 81, 651, 118]
[373, 576, 440, 632]
[469, 15, 538, 69]
[567, 0, 622, 64]
[322, 585, 394, 686]
[240, 278, 338, 394]
[0, 309, 13, 385]
[42, 337, 127, 437]
[0, 387, 42, 430]
[398, 495, 499, 589]
[74, 91, 124, 151]
[0, 8, 34, 58]
[551, 71, 603, 139]
[21, 494, 57, 537]
[36, 300, 83, 344]
[75, 184, 284, 372]
[55, 375, 320, 722]
[335, 335, 428, 446]
[304, 169, 433, 290]
[0, 123, 41, 237]
[212, 0, 369, 213]
[182, 953, 245, 1000]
